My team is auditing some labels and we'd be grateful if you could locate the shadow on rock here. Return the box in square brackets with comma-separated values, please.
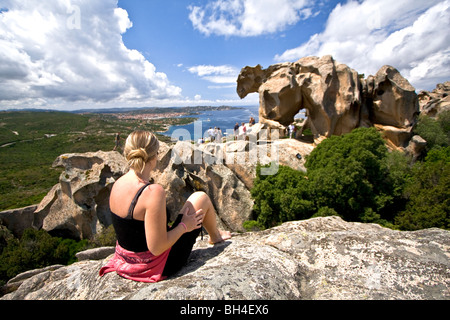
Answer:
[169, 241, 232, 279]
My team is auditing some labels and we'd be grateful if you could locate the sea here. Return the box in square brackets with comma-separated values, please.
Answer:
[159, 105, 260, 142]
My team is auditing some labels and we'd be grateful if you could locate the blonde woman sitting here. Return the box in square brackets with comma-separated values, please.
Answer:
[100, 130, 231, 282]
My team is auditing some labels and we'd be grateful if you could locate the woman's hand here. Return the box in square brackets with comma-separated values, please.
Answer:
[180, 206, 204, 232]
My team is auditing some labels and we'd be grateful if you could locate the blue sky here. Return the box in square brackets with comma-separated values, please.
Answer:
[0, 0, 449, 110]
[117, 0, 338, 104]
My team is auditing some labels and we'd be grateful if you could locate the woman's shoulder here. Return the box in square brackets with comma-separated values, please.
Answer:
[139, 183, 166, 217]
[142, 183, 166, 201]
[146, 183, 165, 194]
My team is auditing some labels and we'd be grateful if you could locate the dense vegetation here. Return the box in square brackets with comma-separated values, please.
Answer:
[0, 225, 116, 287]
[248, 112, 449, 231]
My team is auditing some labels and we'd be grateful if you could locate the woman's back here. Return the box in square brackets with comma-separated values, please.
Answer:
[110, 174, 161, 221]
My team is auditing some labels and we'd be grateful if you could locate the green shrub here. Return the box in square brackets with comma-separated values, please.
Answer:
[311, 206, 338, 218]
[249, 127, 425, 230]
[90, 225, 117, 247]
[0, 228, 88, 286]
[414, 110, 450, 152]
[395, 147, 450, 230]
[250, 165, 314, 229]
[242, 220, 263, 232]
[306, 127, 393, 222]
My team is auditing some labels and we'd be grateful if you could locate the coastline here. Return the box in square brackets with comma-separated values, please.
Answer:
[160, 105, 259, 142]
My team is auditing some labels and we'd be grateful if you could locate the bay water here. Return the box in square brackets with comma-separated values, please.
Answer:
[160, 105, 260, 142]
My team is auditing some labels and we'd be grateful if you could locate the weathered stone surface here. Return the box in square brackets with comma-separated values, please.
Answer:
[34, 151, 127, 239]
[406, 135, 427, 162]
[367, 65, 418, 129]
[153, 141, 255, 232]
[419, 81, 450, 118]
[0, 264, 64, 297]
[2, 216, 448, 300]
[75, 247, 115, 262]
[237, 55, 420, 148]
[0, 205, 37, 237]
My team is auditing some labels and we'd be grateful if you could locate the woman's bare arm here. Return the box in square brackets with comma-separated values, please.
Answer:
[143, 184, 203, 256]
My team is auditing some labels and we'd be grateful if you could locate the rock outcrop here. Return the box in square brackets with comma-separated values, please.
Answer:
[33, 151, 127, 239]
[0, 205, 38, 238]
[2, 216, 449, 300]
[419, 81, 450, 118]
[237, 55, 420, 149]
[0, 138, 314, 238]
[152, 138, 312, 231]
[152, 140, 255, 232]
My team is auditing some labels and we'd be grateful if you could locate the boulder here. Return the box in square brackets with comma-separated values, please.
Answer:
[0, 205, 37, 237]
[418, 81, 450, 118]
[34, 151, 127, 239]
[2, 216, 448, 300]
[237, 55, 420, 148]
[406, 135, 427, 162]
[75, 247, 115, 262]
[153, 141, 255, 232]
[366, 65, 418, 129]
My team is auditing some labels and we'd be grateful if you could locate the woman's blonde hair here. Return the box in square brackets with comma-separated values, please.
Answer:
[124, 130, 159, 173]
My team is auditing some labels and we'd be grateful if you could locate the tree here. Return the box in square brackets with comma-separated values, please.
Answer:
[305, 127, 393, 222]
[395, 147, 450, 230]
[250, 165, 313, 229]
[414, 110, 450, 152]
[249, 127, 448, 232]
[0, 228, 88, 285]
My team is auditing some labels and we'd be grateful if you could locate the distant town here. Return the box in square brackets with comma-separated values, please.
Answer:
[78, 105, 240, 121]
[112, 111, 191, 121]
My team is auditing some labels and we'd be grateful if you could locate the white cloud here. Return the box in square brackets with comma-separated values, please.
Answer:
[188, 65, 236, 76]
[275, 0, 450, 91]
[114, 7, 133, 34]
[188, 64, 239, 84]
[188, 0, 314, 37]
[0, 0, 182, 110]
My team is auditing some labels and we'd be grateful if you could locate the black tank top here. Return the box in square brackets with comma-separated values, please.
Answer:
[111, 183, 152, 252]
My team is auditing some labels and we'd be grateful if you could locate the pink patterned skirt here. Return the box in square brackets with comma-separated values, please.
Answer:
[99, 242, 171, 283]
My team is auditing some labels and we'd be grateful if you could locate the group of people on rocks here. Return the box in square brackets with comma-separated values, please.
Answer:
[207, 127, 223, 143]
[198, 116, 257, 144]
[115, 117, 298, 151]
[233, 117, 256, 141]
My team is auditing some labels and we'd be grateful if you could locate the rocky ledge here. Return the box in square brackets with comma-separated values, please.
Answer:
[2, 216, 449, 300]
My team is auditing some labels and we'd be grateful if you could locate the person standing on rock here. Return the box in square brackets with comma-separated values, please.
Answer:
[113, 132, 121, 151]
[288, 124, 295, 139]
[234, 122, 239, 140]
[100, 130, 231, 282]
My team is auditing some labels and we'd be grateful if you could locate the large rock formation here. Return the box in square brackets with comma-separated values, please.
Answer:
[0, 205, 38, 238]
[237, 55, 420, 149]
[152, 140, 255, 232]
[33, 151, 127, 239]
[418, 81, 450, 118]
[152, 138, 312, 231]
[0, 138, 313, 238]
[2, 216, 449, 300]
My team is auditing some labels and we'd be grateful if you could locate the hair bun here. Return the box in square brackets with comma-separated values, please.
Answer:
[127, 148, 148, 162]
[123, 130, 159, 174]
